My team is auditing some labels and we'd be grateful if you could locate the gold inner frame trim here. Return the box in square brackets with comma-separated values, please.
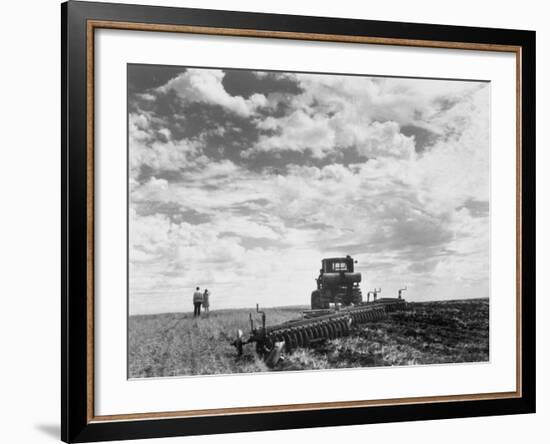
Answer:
[86, 19, 523, 423]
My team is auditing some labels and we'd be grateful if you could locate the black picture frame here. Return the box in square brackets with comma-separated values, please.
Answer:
[61, 1, 536, 442]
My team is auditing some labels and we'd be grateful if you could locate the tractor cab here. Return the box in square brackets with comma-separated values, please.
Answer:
[321, 256, 355, 274]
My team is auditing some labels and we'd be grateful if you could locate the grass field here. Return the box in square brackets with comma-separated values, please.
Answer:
[128, 298, 489, 378]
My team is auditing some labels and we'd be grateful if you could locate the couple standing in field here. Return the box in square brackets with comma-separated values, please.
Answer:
[192, 287, 210, 318]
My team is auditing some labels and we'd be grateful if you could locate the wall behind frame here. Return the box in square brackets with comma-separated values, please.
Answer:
[0, 0, 546, 443]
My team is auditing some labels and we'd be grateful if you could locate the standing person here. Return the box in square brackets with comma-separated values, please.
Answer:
[193, 286, 203, 318]
[203, 289, 210, 316]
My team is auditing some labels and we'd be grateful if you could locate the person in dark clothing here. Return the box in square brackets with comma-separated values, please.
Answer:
[193, 286, 203, 317]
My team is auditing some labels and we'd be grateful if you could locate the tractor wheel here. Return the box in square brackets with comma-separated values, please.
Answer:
[320, 290, 331, 309]
[311, 290, 322, 309]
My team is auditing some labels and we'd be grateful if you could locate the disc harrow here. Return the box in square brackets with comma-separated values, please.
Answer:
[232, 298, 407, 366]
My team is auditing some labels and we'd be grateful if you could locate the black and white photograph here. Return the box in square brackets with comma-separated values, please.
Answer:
[127, 64, 491, 378]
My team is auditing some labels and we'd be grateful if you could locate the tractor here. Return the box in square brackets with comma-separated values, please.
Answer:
[310, 255, 362, 309]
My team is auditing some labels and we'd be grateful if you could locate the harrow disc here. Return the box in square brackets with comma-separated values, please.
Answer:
[303, 327, 312, 344]
[334, 321, 342, 337]
[296, 329, 305, 347]
[282, 332, 292, 352]
[327, 322, 336, 339]
[301, 328, 309, 345]
[290, 330, 298, 349]
[313, 324, 322, 339]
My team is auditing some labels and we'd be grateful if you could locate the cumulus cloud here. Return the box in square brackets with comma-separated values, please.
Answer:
[156, 68, 267, 117]
[129, 112, 205, 181]
[246, 73, 484, 160]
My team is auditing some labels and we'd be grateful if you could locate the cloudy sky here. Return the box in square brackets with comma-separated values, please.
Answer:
[128, 64, 491, 315]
